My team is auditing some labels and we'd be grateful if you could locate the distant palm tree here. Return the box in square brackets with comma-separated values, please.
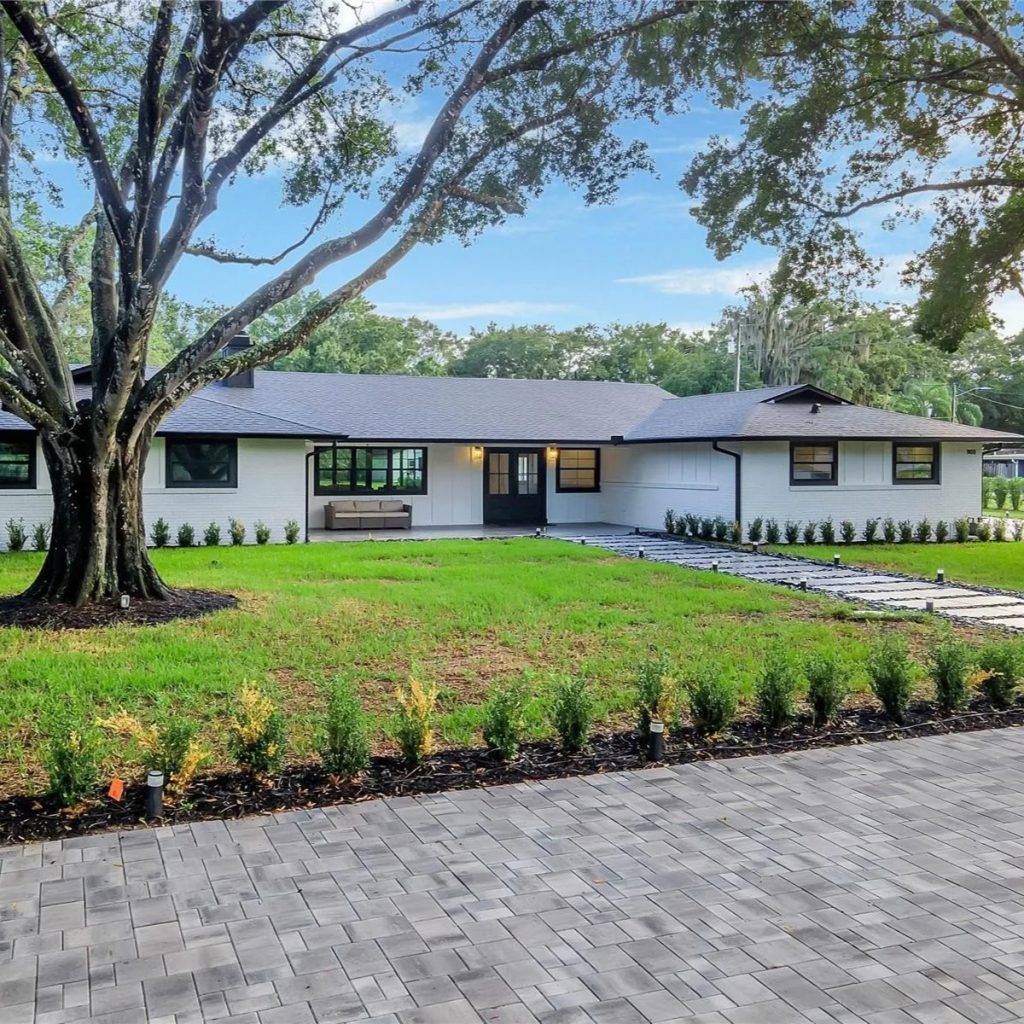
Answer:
[892, 382, 982, 425]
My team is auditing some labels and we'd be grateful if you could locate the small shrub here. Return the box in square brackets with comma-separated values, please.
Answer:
[755, 646, 799, 730]
[698, 516, 714, 540]
[150, 517, 171, 548]
[805, 652, 848, 727]
[935, 520, 949, 544]
[978, 642, 1023, 709]
[177, 522, 195, 548]
[867, 635, 915, 723]
[784, 520, 800, 544]
[228, 685, 286, 774]
[684, 512, 700, 537]
[32, 521, 50, 552]
[203, 521, 222, 547]
[98, 710, 208, 795]
[819, 517, 836, 544]
[882, 517, 897, 543]
[983, 476, 996, 508]
[635, 656, 679, 736]
[393, 676, 438, 766]
[550, 676, 593, 754]
[482, 683, 528, 761]
[713, 517, 728, 542]
[914, 518, 932, 544]
[285, 519, 301, 544]
[747, 517, 764, 543]
[6, 517, 26, 552]
[897, 519, 913, 544]
[840, 520, 856, 544]
[228, 518, 246, 546]
[931, 639, 972, 715]
[863, 518, 880, 543]
[1014, 519, 1024, 542]
[954, 517, 971, 542]
[1010, 477, 1024, 512]
[687, 667, 738, 737]
[765, 518, 781, 545]
[994, 518, 1008, 542]
[254, 521, 271, 544]
[729, 521, 742, 544]
[994, 477, 1009, 510]
[802, 520, 818, 545]
[663, 508, 676, 533]
[43, 715, 103, 808]
[976, 519, 993, 542]
[321, 679, 370, 777]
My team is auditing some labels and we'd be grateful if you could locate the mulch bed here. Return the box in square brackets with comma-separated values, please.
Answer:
[0, 589, 237, 629]
[2, 697, 1023, 845]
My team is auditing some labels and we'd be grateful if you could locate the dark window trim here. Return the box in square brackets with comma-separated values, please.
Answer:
[555, 447, 601, 493]
[313, 445, 429, 496]
[789, 440, 838, 486]
[0, 432, 36, 490]
[165, 436, 238, 489]
[892, 441, 941, 485]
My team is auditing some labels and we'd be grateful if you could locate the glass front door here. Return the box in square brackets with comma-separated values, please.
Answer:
[483, 448, 547, 525]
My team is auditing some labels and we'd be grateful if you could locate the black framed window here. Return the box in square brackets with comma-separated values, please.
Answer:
[556, 448, 600, 492]
[166, 437, 237, 488]
[0, 433, 35, 489]
[893, 443, 940, 484]
[315, 446, 427, 495]
[790, 442, 837, 485]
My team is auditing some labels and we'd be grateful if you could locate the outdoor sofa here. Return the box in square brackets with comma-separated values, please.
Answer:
[324, 498, 412, 530]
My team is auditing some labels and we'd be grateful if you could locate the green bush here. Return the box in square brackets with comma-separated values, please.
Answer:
[634, 656, 679, 735]
[863, 518, 880, 543]
[44, 714, 103, 807]
[755, 646, 799, 730]
[882, 517, 897, 543]
[954, 518, 970, 543]
[978, 642, 1023, 709]
[393, 676, 438, 766]
[747, 517, 764, 543]
[203, 521, 222, 547]
[914, 518, 932, 543]
[931, 639, 972, 714]
[867, 635, 915, 723]
[99, 709, 208, 795]
[713, 517, 728, 542]
[804, 652, 848, 727]
[819, 517, 836, 544]
[699, 516, 714, 540]
[176, 522, 195, 548]
[1010, 477, 1024, 511]
[321, 679, 371, 777]
[687, 667, 738, 737]
[285, 519, 301, 544]
[983, 476, 996, 507]
[150, 517, 171, 548]
[994, 518, 1008, 542]
[663, 508, 675, 533]
[802, 521, 817, 544]
[994, 477, 1009, 510]
[897, 519, 913, 544]
[254, 521, 271, 544]
[550, 676, 593, 754]
[976, 519, 993, 542]
[729, 521, 742, 543]
[784, 520, 800, 544]
[482, 683, 528, 761]
[32, 521, 50, 552]
[765, 518, 781, 544]
[228, 685, 286, 774]
[1014, 519, 1024, 542]
[684, 513, 700, 537]
[935, 520, 949, 543]
[840, 520, 856, 544]
[6, 518, 26, 552]
[228, 518, 246, 546]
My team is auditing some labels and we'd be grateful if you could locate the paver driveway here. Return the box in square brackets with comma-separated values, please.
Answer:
[568, 533, 1024, 631]
[5, 732, 1024, 1022]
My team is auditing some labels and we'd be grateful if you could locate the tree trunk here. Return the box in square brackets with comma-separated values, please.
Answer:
[23, 428, 170, 605]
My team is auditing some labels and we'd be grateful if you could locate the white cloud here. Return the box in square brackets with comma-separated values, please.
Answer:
[991, 291, 1024, 334]
[375, 300, 575, 321]
[667, 320, 715, 334]
[617, 260, 775, 296]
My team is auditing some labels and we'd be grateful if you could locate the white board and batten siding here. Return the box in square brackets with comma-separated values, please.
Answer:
[0, 437, 307, 551]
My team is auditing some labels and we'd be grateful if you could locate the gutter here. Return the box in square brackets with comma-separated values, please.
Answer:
[712, 441, 742, 527]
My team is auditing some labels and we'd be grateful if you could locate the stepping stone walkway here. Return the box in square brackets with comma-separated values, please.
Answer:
[566, 533, 1024, 631]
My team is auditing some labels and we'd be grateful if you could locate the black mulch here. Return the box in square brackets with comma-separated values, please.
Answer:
[0, 589, 237, 630]
[2, 697, 1022, 846]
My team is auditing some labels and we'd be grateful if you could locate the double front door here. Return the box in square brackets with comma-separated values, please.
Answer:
[483, 448, 547, 525]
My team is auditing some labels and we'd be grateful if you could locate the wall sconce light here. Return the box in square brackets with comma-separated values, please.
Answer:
[546, 446, 557, 463]
[471, 446, 483, 464]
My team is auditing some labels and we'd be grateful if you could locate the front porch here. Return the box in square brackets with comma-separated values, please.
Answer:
[306, 521, 635, 542]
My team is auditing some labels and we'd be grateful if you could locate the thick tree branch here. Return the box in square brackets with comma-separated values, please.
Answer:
[816, 176, 1024, 218]
[954, 0, 1024, 87]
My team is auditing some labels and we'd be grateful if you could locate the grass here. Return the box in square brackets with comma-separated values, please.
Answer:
[787, 542, 1024, 591]
[0, 539, 971, 795]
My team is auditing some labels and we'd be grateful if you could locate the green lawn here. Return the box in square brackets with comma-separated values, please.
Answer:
[0, 540, 967, 795]
[789, 542, 1024, 591]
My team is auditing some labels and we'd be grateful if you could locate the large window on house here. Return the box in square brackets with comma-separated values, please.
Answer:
[0, 433, 35, 489]
[315, 446, 427, 495]
[166, 437, 237, 488]
[790, 442, 837, 485]
[556, 448, 600, 492]
[893, 443, 940, 484]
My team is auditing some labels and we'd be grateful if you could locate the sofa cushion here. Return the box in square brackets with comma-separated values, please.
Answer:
[379, 499, 405, 512]
[375, 511, 410, 518]
[355, 499, 382, 512]
[331, 499, 359, 512]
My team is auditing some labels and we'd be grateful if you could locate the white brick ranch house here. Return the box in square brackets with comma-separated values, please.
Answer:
[0, 360, 1018, 546]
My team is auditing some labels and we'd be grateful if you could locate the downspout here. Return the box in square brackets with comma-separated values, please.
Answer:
[712, 441, 742, 528]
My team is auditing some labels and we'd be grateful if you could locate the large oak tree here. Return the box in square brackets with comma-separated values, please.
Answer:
[0, 0, 698, 606]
